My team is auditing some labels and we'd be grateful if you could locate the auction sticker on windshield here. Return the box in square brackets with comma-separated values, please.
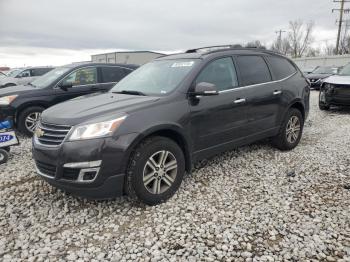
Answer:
[171, 61, 195, 67]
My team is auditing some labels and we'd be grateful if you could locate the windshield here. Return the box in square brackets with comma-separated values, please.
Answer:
[339, 64, 350, 76]
[111, 59, 199, 96]
[7, 69, 22, 77]
[312, 67, 334, 74]
[30, 67, 70, 88]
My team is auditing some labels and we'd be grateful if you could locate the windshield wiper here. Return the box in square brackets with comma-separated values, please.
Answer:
[114, 90, 147, 96]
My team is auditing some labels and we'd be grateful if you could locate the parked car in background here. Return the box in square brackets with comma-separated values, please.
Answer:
[0, 67, 54, 88]
[0, 72, 6, 80]
[32, 46, 310, 205]
[319, 63, 350, 110]
[0, 63, 138, 135]
[306, 66, 338, 90]
[301, 66, 318, 75]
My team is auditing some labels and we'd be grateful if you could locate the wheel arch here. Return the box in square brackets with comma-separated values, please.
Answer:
[124, 125, 192, 173]
[285, 99, 305, 121]
[15, 102, 49, 124]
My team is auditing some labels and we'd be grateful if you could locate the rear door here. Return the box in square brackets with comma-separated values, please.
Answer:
[52, 66, 99, 104]
[234, 55, 282, 136]
[189, 57, 250, 158]
[98, 66, 132, 91]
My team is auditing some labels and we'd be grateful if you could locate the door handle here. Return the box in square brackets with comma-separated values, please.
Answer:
[273, 90, 282, 95]
[234, 98, 246, 104]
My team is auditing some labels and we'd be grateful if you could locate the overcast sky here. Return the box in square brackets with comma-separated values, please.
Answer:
[0, 0, 343, 67]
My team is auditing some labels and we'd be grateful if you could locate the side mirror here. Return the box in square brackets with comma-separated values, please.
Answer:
[58, 81, 73, 91]
[191, 82, 219, 97]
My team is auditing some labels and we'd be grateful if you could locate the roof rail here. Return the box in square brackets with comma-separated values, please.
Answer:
[185, 45, 237, 54]
[185, 45, 286, 57]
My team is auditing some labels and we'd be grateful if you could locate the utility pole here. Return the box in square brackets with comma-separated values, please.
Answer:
[333, 0, 350, 54]
[275, 29, 286, 52]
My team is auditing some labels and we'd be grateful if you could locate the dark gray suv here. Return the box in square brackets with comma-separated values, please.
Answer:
[32, 46, 310, 205]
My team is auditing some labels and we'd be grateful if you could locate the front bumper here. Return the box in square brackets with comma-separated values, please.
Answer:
[321, 85, 350, 106]
[32, 133, 139, 199]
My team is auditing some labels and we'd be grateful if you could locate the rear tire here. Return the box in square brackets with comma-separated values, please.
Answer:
[126, 136, 185, 205]
[17, 106, 44, 136]
[271, 108, 304, 151]
[0, 149, 9, 164]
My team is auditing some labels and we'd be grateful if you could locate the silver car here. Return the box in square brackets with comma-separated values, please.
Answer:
[0, 67, 54, 88]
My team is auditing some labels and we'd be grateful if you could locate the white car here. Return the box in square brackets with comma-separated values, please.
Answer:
[0, 67, 54, 88]
[319, 64, 350, 110]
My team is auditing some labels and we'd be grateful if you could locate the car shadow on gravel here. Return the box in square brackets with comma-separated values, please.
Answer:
[326, 106, 350, 115]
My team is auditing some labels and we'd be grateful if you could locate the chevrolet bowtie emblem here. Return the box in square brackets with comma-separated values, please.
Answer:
[35, 128, 45, 138]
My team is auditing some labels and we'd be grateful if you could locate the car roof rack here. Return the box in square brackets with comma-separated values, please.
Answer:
[185, 45, 283, 56]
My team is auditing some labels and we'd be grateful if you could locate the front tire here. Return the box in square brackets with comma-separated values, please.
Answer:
[319, 90, 330, 110]
[126, 136, 185, 205]
[271, 108, 304, 151]
[17, 106, 44, 136]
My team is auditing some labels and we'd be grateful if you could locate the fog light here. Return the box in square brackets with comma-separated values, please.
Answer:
[77, 168, 99, 182]
[63, 161, 101, 183]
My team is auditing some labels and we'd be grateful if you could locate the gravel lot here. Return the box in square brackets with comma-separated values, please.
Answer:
[0, 91, 349, 261]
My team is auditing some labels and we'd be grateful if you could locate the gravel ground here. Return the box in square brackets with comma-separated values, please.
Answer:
[0, 91, 349, 262]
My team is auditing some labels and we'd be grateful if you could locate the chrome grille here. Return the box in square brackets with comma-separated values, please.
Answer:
[37, 122, 71, 146]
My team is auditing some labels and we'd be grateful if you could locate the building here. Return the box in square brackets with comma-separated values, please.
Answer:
[91, 51, 165, 65]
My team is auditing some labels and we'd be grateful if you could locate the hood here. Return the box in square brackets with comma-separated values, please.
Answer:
[0, 84, 36, 96]
[306, 73, 332, 79]
[41, 92, 160, 126]
[323, 75, 350, 85]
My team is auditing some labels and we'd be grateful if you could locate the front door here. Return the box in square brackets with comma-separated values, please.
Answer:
[189, 57, 250, 159]
[53, 67, 100, 105]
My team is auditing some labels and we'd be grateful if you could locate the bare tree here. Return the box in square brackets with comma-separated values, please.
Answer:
[339, 21, 350, 54]
[323, 42, 336, 56]
[245, 40, 266, 49]
[271, 37, 291, 55]
[288, 20, 314, 58]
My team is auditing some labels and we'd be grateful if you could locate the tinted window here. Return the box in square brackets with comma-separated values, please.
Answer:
[61, 67, 97, 87]
[196, 57, 238, 91]
[235, 56, 271, 86]
[267, 56, 296, 80]
[30, 68, 53, 77]
[101, 67, 126, 83]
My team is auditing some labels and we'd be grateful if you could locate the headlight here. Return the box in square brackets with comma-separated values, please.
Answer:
[324, 83, 332, 89]
[68, 116, 127, 141]
[0, 95, 18, 105]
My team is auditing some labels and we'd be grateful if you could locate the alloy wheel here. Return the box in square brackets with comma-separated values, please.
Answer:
[143, 150, 178, 195]
[286, 116, 301, 144]
[25, 112, 41, 133]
